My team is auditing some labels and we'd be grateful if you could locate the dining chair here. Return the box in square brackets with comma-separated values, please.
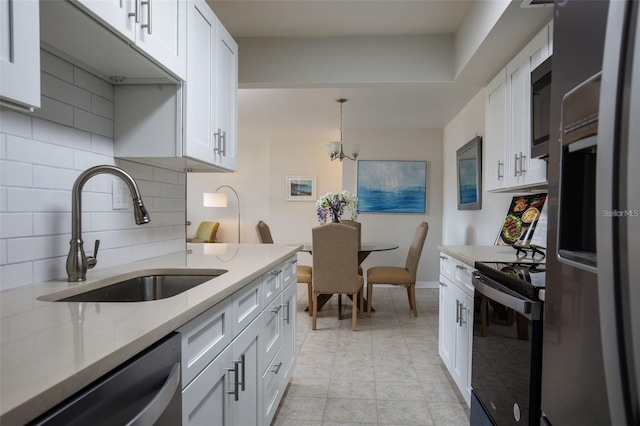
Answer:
[312, 223, 364, 331]
[366, 222, 429, 317]
[340, 219, 363, 275]
[191, 221, 220, 243]
[255, 220, 314, 316]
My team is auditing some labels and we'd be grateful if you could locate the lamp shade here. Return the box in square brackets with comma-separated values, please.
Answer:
[203, 192, 228, 207]
[328, 141, 341, 156]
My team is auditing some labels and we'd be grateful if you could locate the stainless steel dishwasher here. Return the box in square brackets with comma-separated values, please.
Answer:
[29, 332, 181, 426]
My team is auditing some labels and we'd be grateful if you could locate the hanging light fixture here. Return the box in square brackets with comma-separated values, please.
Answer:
[327, 98, 359, 162]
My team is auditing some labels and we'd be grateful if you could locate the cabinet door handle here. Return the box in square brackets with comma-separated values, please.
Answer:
[270, 269, 283, 276]
[271, 362, 283, 374]
[282, 300, 290, 324]
[271, 305, 282, 315]
[498, 160, 504, 179]
[141, 0, 152, 34]
[459, 304, 467, 327]
[221, 131, 227, 156]
[514, 154, 520, 176]
[238, 354, 246, 392]
[521, 153, 527, 173]
[214, 129, 222, 154]
[128, 0, 140, 23]
[439, 281, 447, 287]
[439, 255, 448, 260]
[227, 360, 240, 401]
[455, 300, 460, 324]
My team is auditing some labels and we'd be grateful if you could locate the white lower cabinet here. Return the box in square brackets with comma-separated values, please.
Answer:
[179, 255, 297, 425]
[438, 252, 474, 406]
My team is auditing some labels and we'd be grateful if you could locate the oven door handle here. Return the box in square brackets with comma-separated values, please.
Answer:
[472, 273, 541, 320]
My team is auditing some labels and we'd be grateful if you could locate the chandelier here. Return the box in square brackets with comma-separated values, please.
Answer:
[327, 98, 359, 162]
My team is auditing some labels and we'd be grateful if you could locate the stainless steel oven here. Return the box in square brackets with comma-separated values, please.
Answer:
[470, 262, 545, 426]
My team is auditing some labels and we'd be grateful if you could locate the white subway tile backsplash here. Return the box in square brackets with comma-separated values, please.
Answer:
[0, 110, 32, 138]
[0, 263, 34, 291]
[91, 134, 114, 157]
[41, 51, 74, 83]
[6, 135, 75, 169]
[6, 187, 69, 213]
[0, 160, 33, 187]
[31, 97, 74, 127]
[138, 180, 164, 197]
[163, 183, 185, 199]
[33, 212, 71, 236]
[1, 52, 185, 289]
[41, 73, 91, 111]
[73, 68, 113, 101]
[118, 160, 154, 181]
[91, 94, 114, 120]
[0, 240, 6, 264]
[0, 187, 6, 212]
[7, 234, 69, 263]
[153, 167, 180, 184]
[74, 108, 113, 138]
[1, 133, 6, 158]
[153, 197, 185, 213]
[32, 118, 91, 151]
[0, 213, 33, 238]
[33, 165, 77, 191]
[73, 149, 115, 171]
[162, 212, 186, 227]
[33, 257, 66, 286]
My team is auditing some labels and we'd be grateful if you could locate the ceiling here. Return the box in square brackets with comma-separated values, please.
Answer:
[207, 1, 551, 134]
[207, 1, 472, 38]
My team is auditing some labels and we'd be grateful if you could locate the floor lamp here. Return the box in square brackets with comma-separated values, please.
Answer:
[203, 185, 240, 243]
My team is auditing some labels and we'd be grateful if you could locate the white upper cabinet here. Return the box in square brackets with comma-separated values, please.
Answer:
[485, 22, 552, 192]
[183, 0, 238, 171]
[0, 0, 40, 111]
[72, 0, 186, 80]
[485, 69, 508, 191]
[114, 1, 238, 172]
[215, 23, 238, 171]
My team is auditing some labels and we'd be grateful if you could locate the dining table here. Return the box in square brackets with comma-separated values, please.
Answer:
[299, 242, 399, 312]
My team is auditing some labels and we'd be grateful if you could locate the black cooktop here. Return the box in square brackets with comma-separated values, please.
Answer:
[474, 261, 546, 300]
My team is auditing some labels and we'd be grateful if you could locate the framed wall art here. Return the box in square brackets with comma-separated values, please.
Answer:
[285, 176, 316, 201]
[456, 136, 482, 210]
[357, 160, 427, 213]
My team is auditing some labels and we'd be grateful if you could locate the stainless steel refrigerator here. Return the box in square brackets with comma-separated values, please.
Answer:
[542, 0, 640, 425]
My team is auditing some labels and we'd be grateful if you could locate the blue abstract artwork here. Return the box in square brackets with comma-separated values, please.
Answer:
[357, 160, 427, 213]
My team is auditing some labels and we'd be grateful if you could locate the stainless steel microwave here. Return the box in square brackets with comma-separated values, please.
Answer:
[531, 56, 552, 159]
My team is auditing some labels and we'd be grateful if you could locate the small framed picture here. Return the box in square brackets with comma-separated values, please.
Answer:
[285, 176, 317, 201]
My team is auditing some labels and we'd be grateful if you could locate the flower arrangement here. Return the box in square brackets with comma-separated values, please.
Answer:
[316, 191, 359, 224]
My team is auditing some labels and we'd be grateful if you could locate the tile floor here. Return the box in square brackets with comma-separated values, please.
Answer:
[271, 285, 470, 426]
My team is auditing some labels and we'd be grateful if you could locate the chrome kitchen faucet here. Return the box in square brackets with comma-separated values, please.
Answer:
[66, 165, 150, 282]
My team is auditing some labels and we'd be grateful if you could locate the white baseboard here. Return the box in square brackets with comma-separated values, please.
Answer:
[415, 281, 439, 289]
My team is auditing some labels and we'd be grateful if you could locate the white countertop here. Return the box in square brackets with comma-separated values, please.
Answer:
[438, 245, 546, 267]
[0, 243, 300, 425]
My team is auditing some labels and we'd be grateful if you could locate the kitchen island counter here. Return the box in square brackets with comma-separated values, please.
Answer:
[0, 243, 300, 425]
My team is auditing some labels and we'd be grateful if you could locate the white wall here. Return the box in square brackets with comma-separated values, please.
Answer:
[187, 105, 443, 284]
[0, 51, 185, 291]
[343, 128, 443, 285]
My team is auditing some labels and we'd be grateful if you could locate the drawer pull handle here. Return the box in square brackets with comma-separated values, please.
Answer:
[456, 265, 467, 270]
[439, 255, 448, 260]
[439, 281, 447, 287]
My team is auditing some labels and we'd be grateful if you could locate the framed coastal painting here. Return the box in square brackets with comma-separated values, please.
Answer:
[357, 160, 427, 213]
[285, 176, 316, 201]
[456, 136, 482, 210]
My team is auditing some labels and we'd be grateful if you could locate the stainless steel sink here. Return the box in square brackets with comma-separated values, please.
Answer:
[39, 270, 227, 302]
